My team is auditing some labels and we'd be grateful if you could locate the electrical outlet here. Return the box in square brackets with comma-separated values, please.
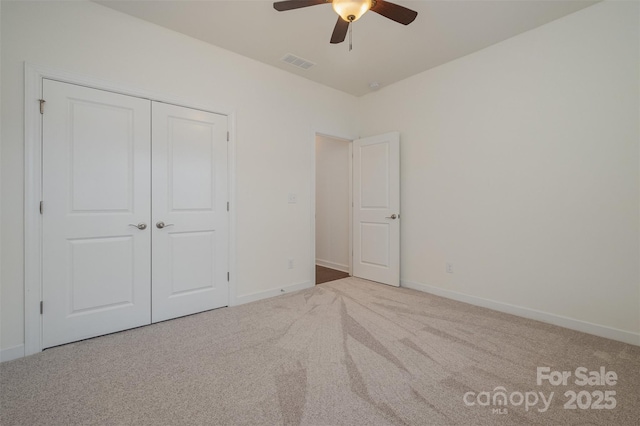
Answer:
[446, 262, 454, 274]
[288, 258, 294, 269]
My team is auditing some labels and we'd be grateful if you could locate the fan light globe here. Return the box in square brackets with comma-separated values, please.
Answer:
[332, 0, 372, 22]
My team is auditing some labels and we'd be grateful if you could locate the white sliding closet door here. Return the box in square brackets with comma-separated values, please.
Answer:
[42, 79, 152, 348]
[151, 102, 229, 322]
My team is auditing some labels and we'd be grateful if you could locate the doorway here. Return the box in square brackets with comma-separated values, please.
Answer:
[313, 131, 401, 287]
[315, 134, 352, 284]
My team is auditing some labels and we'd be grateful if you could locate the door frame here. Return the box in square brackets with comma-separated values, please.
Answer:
[310, 131, 355, 285]
[24, 63, 237, 356]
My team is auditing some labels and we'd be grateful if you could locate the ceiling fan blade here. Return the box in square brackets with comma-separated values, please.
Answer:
[370, 0, 417, 25]
[273, 0, 329, 12]
[330, 17, 350, 44]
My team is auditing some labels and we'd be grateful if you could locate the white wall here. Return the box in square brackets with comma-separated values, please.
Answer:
[315, 135, 350, 272]
[0, 0, 4, 357]
[358, 1, 640, 343]
[0, 0, 358, 354]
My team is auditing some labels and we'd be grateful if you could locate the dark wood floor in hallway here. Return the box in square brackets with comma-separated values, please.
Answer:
[316, 265, 349, 284]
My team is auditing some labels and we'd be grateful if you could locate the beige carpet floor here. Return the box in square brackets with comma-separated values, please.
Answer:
[1, 277, 639, 425]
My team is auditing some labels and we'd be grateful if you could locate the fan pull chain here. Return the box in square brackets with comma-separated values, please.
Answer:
[349, 19, 353, 51]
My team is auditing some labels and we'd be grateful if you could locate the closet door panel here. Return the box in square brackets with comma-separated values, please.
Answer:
[151, 102, 229, 322]
[42, 79, 151, 348]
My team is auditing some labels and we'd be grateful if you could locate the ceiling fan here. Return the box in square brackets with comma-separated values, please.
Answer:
[273, 0, 418, 45]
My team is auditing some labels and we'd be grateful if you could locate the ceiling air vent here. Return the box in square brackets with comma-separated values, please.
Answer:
[281, 53, 315, 70]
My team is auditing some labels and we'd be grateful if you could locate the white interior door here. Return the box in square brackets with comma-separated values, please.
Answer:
[352, 132, 400, 286]
[151, 102, 229, 322]
[42, 79, 151, 348]
[41, 81, 230, 347]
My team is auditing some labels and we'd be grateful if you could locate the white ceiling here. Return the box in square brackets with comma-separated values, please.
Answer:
[96, 0, 598, 97]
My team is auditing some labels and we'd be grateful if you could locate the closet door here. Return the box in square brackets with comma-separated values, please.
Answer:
[42, 79, 151, 348]
[151, 102, 229, 322]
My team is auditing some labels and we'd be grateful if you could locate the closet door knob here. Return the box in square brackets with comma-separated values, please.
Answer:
[128, 223, 147, 230]
[385, 214, 398, 220]
[156, 221, 174, 229]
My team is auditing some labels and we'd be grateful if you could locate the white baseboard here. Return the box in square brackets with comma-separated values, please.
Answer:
[401, 280, 640, 347]
[316, 259, 349, 273]
[234, 280, 313, 306]
[0, 344, 25, 362]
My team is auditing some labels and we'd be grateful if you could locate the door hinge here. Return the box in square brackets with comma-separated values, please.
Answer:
[40, 301, 43, 315]
[227, 131, 229, 141]
[39, 201, 43, 214]
[227, 201, 229, 212]
[227, 272, 230, 281]
[39, 99, 46, 114]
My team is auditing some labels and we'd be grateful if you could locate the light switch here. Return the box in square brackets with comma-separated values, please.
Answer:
[288, 193, 297, 204]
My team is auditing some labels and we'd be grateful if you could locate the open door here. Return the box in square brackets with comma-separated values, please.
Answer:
[352, 132, 400, 286]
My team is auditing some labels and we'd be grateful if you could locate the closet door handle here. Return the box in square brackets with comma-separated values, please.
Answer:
[156, 221, 174, 229]
[128, 223, 147, 230]
[385, 214, 398, 220]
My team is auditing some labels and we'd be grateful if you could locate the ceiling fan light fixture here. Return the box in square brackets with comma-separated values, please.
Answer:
[332, 0, 372, 22]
